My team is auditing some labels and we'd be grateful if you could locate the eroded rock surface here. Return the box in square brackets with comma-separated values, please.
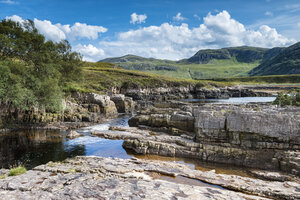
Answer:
[1, 156, 299, 199]
[127, 103, 300, 175]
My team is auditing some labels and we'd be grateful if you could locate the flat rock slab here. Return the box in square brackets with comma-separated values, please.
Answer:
[0, 156, 299, 199]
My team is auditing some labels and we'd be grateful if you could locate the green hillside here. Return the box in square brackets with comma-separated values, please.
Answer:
[250, 42, 300, 76]
[184, 46, 268, 64]
[98, 44, 300, 80]
[99, 46, 275, 80]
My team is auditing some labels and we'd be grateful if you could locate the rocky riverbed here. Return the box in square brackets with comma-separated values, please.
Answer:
[0, 156, 299, 200]
[1, 86, 299, 199]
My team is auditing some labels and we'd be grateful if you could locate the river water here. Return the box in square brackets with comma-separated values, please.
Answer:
[0, 97, 276, 176]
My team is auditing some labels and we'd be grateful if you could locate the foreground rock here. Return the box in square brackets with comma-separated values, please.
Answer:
[1, 156, 299, 199]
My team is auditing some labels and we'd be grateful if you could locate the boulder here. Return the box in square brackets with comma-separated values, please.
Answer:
[84, 93, 118, 117]
[66, 130, 82, 139]
[110, 94, 135, 114]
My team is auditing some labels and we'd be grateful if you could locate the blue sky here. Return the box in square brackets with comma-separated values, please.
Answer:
[1, 0, 300, 61]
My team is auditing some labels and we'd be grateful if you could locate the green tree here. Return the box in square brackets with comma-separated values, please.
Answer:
[0, 19, 83, 112]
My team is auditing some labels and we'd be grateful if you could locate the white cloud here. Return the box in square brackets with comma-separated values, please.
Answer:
[193, 14, 201, 20]
[173, 13, 186, 21]
[6, 15, 107, 42]
[130, 13, 147, 24]
[56, 23, 107, 40]
[0, 0, 17, 4]
[73, 44, 105, 62]
[265, 11, 273, 16]
[6, 15, 23, 23]
[34, 19, 67, 42]
[100, 10, 295, 60]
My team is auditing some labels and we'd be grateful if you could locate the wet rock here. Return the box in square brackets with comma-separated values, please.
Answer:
[66, 130, 82, 139]
[248, 170, 294, 182]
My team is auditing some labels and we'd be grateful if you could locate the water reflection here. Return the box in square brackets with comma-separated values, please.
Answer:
[0, 115, 132, 169]
[181, 97, 276, 104]
[0, 130, 85, 169]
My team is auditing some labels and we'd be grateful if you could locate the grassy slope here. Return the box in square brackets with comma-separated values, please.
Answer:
[250, 42, 300, 76]
[113, 58, 259, 80]
[65, 62, 300, 95]
[65, 62, 230, 94]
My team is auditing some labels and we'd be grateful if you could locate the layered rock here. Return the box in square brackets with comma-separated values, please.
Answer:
[110, 94, 135, 114]
[127, 103, 300, 176]
[72, 92, 118, 117]
[123, 86, 269, 101]
[0, 93, 119, 129]
[1, 156, 299, 199]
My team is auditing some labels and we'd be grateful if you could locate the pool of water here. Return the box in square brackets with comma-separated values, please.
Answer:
[182, 96, 276, 104]
[0, 115, 133, 169]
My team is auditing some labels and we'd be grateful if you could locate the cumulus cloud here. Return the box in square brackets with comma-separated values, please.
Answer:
[130, 13, 147, 24]
[34, 19, 67, 42]
[56, 23, 107, 40]
[173, 13, 185, 21]
[100, 10, 295, 60]
[0, 0, 17, 4]
[73, 44, 105, 62]
[6, 15, 107, 42]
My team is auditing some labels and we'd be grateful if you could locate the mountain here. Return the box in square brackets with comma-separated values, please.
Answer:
[183, 46, 268, 64]
[98, 44, 299, 79]
[100, 54, 175, 64]
[250, 42, 300, 76]
[100, 54, 179, 72]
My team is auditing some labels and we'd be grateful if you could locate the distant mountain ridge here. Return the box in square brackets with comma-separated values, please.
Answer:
[183, 46, 269, 64]
[99, 43, 300, 79]
[100, 54, 175, 64]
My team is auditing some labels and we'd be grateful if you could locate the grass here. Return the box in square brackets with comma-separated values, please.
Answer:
[65, 61, 300, 95]
[65, 62, 231, 94]
[111, 58, 259, 80]
[8, 166, 27, 176]
[0, 175, 5, 179]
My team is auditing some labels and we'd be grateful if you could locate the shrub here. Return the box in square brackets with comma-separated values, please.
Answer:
[8, 166, 27, 176]
[273, 90, 300, 107]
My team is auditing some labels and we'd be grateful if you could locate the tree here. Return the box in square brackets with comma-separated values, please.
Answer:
[0, 19, 83, 112]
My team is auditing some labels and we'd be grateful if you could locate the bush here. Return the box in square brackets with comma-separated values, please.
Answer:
[273, 90, 300, 107]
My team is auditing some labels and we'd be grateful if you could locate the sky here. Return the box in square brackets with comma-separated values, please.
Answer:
[1, 0, 300, 61]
